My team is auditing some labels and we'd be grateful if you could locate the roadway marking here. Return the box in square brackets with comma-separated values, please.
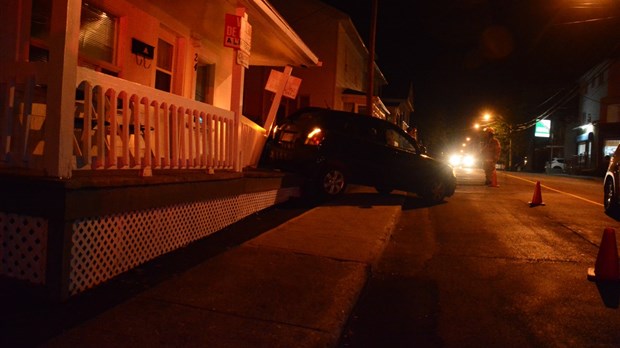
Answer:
[505, 174, 604, 207]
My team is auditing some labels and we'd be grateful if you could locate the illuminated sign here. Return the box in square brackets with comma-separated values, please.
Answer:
[535, 120, 551, 138]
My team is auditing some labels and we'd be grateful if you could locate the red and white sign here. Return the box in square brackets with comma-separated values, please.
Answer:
[224, 14, 252, 54]
[224, 14, 241, 49]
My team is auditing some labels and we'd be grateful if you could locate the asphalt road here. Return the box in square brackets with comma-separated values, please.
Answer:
[338, 168, 620, 347]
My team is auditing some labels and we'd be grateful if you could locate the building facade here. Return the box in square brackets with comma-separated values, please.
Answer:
[573, 58, 620, 175]
[242, 0, 390, 125]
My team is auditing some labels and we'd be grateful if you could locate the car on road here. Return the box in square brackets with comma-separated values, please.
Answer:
[262, 107, 457, 202]
[604, 145, 620, 215]
[448, 153, 478, 168]
[545, 157, 566, 172]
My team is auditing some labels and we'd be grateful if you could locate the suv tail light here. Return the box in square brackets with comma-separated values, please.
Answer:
[305, 127, 324, 146]
[271, 125, 279, 139]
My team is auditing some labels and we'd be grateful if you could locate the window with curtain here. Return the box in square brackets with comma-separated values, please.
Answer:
[29, 1, 119, 75]
[79, 3, 116, 64]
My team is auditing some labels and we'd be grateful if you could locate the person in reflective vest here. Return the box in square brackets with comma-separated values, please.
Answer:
[480, 127, 501, 186]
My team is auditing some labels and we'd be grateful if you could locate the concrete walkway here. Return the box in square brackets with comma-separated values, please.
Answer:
[36, 187, 402, 347]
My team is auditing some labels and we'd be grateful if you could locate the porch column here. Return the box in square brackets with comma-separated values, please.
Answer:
[46, 0, 80, 178]
[230, 7, 247, 172]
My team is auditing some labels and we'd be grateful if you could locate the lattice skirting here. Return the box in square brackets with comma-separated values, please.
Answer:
[0, 187, 299, 297]
[69, 188, 299, 295]
[0, 213, 48, 284]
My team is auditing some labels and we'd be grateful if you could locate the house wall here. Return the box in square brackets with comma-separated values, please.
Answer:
[245, 0, 375, 116]
[241, 11, 369, 123]
[84, 0, 234, 110]
[335, 23, 367, 96]
[0, 0, 23, 62]
[289, 19, 338, 110]
[242, 67, 269, 125]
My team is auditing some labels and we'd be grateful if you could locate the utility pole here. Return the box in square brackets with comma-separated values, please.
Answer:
[509, 125, 513, 171]
[366, 0, 378, 116]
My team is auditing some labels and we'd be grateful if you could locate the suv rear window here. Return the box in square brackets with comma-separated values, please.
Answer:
[344, 120, 381, 142]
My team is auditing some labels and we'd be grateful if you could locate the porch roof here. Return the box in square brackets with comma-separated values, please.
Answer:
[136, 0, 321, 68]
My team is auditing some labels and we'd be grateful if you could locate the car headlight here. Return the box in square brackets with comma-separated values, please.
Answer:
[449, 154, 462, 166]
[462, 155, 476, 167]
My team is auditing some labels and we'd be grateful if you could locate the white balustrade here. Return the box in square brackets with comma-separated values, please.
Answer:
[1, 65, 266, 175]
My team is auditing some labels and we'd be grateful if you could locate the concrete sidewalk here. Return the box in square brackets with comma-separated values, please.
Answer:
[36, 189, 402, 347]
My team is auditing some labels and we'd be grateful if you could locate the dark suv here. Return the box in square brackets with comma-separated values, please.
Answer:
[263, 107, 457, 203]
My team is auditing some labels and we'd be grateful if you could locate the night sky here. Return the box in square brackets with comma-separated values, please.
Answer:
[319, 0, 620, 142]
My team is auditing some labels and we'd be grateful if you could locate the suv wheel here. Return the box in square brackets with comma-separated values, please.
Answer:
[319, 167, 347, 197]
[421, 180, 445, 204]
[604, 178, 618, 215]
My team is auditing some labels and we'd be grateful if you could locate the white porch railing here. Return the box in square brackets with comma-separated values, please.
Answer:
[240, 115, 267, 169]
[0, 66, 267, 175]
[74, 67, 236, 171]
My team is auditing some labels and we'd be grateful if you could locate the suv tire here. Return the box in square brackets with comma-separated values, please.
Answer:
[318, 167, 347, 197]
[421, 179, 446, 204]
[604, 178, 618, 216]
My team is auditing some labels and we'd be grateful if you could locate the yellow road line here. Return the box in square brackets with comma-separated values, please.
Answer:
[506, 174, 604, 207]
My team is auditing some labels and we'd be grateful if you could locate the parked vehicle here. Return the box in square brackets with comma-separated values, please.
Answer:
[262, 107, 457, 202]
[545, 157, 566, 172]
[604, 145, 620, 215]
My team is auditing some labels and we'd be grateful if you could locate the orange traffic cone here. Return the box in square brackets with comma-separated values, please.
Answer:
[528, 181, 545, 207]
[489, 170, 499, 188]
[587, 227, 620, 282]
